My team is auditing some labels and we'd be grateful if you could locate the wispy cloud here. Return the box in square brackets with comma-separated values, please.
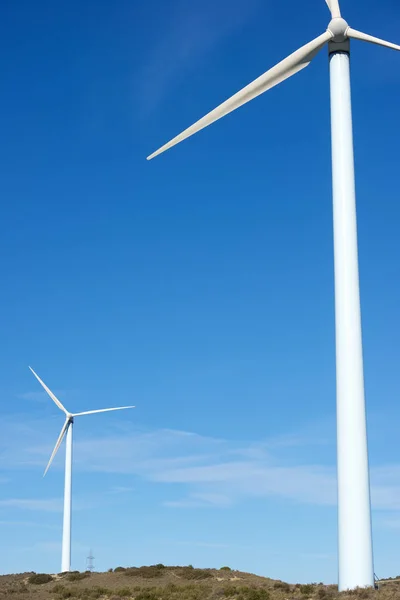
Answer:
[377, 516, 400, 530]
[0, 495, 101, 514]
[137, 0, 260, 116]
[299, 553, 335, 561]
[18, 390, 65, 403]
[0, 498, 62, 513]
[108, 486, 135, 495]
[19, 540, 88, 554]
[0, 520, 58, 529]
[165, 492, 233, 508]
[168, 540, 231, 549]
[2, 413, 400, 515]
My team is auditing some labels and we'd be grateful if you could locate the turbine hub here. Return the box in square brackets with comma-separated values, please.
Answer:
[328, 18, 349, 43]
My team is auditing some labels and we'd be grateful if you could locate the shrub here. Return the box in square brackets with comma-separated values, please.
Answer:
[274, 582, 291, 592]
[108, 568, 114, 573]
[299, 585, 314, 596]
[87, 587, 111, 599]
[224, 586, 270, 600]
[177, 567, 213, 580]
[124, 566, 164, 579]
[28, 573, 53, 584]
[6, 584, 29, 595]
[115, 567, 127, 572]
[66, 571, 90, 582]
[347, 589, 374, 599]
[59, 590, 77, 599]
[116, 588, 132, 597]
[220, 567, 232, 572]
[316, 588, 337, 600]
[245, 588, 270, 600]
[135, 591, 159, 600]
[224, 586, 238, 597]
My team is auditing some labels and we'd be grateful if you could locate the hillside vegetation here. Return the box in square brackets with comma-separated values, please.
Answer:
[0, 565, 399, 600]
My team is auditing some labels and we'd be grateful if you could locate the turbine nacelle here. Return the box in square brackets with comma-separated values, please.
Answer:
[328, 18, 350, 43]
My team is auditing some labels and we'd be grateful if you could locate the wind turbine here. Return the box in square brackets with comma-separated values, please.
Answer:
[29, 367, 135, 573]
[146, 0, 400, 591]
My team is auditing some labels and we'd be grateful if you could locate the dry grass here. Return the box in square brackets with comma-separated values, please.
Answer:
[0, 567, 398, 600]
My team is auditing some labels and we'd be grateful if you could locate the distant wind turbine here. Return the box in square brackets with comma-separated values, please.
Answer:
[29, 367, 135, 572]
[146, 0, 400, 591]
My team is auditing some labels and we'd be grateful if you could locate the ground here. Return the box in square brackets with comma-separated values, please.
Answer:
[0, 565, 399, 600]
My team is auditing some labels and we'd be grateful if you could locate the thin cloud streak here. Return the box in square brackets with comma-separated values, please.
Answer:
[18, 389, 70, 403]
[0, 498, 62, 512]
[137, 0, 261, 116]
[2, 414, 400, 513]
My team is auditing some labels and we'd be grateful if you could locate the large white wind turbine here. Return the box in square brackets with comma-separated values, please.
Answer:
[29, 367, 135, 573]
[146, 0, 399, 591]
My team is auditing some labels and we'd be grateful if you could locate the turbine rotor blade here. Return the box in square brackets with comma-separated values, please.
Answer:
[44, 419, 69, 477]
[147, 31, 333, 160]
[72, 406, 135, 417]
[347, 28, 400, 51]
[325, 0, 341, 19]
[29, 367, 68, 414]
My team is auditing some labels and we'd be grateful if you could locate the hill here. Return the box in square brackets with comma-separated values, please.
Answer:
[0, 565, 399, 600]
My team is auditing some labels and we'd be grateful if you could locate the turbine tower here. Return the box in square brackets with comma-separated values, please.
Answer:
[146, 0, 400, 591]
[29, 367, 135, 573]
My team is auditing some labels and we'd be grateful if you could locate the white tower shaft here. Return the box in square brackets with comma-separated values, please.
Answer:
[329, 47, 374, 591]
[61, 420, 73, 572]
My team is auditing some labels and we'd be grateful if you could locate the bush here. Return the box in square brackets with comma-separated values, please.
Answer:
[87, 587, 111, 599]
[59, 590, 77, 599]
[66, 571, 90, 582]
[135, 592, 159, 600]
[124, 566, 164, 579]
[220, 567, 232, 572]
[224, 586, 238, 597]
[28, 573, 53, 584]
[177, 567, 213, 580]
[347, 589, 374, 599]
[223, 586, 270, 600]
[115, 567, 127, 572]
[299, 585, 314, 596]
[245, 588, 270, 600]
[316, 588, 336, 600]
[274, 582, 291, 592]
[6, 585, 29, 595]
[116, 588, 132, 597]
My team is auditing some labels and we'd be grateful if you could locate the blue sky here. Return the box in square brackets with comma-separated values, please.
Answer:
[1, 0, 400, 584]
